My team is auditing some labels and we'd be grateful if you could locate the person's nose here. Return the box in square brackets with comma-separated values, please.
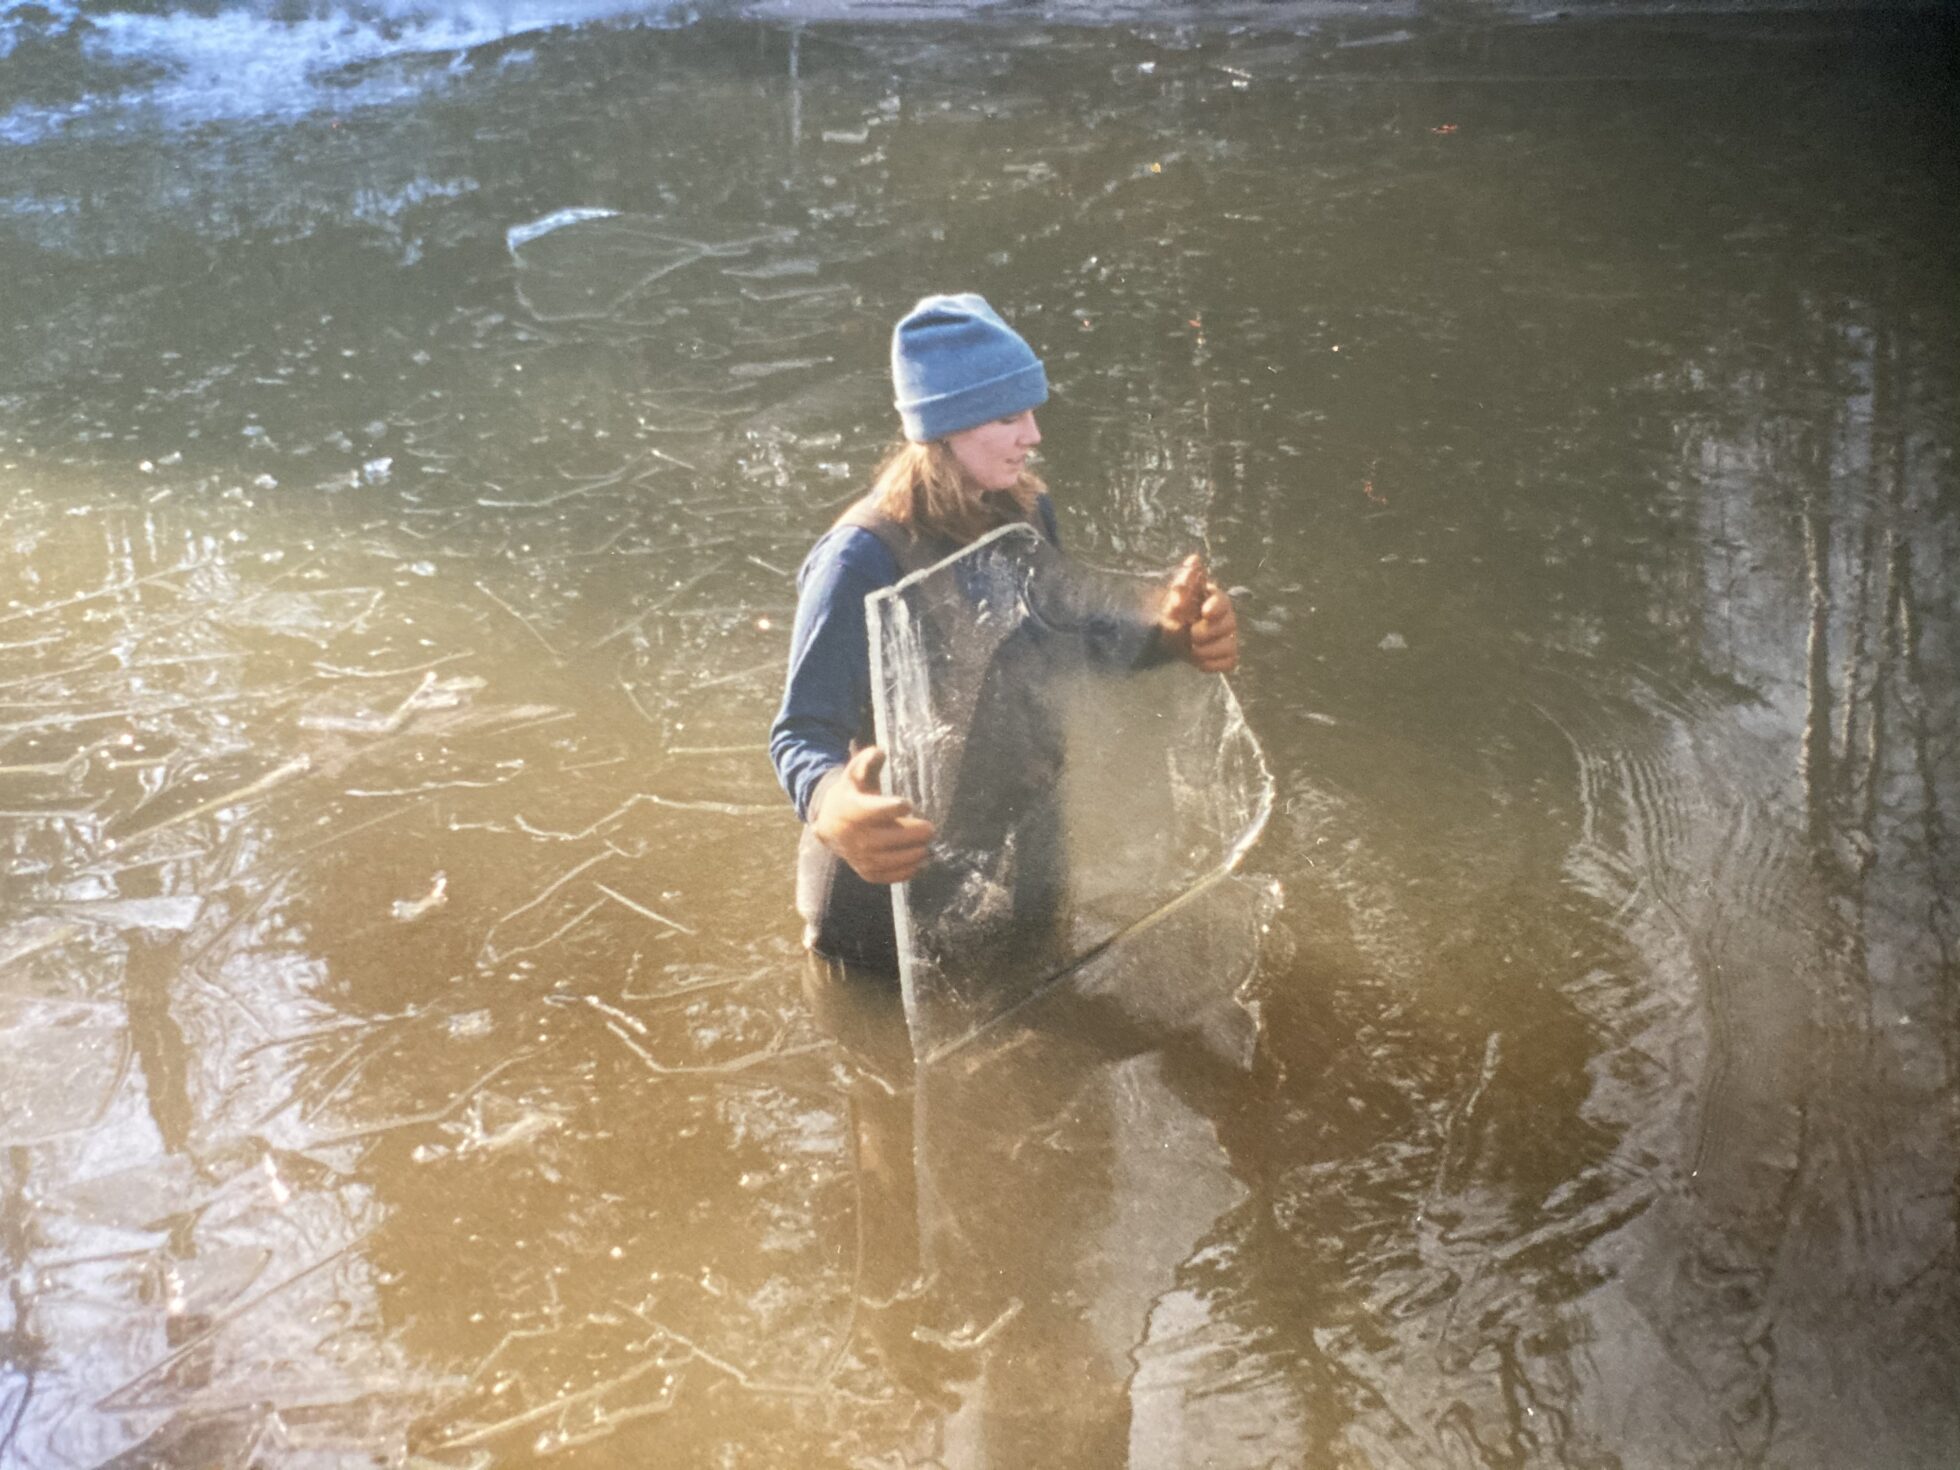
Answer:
[1018, 412, 1041, 447]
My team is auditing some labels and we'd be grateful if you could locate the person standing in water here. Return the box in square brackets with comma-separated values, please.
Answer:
[769, 293, 1239, 974]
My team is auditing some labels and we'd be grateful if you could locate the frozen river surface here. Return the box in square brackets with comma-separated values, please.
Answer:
[0, 4, 1956, 1466]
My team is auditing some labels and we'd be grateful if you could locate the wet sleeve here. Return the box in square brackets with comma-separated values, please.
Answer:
[769, 529, 898, 823]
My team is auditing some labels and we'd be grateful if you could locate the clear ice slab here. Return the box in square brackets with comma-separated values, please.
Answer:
[868, 523, 1273, 1060]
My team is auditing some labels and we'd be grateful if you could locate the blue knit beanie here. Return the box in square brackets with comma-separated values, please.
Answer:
[891, 293, 1048, 443]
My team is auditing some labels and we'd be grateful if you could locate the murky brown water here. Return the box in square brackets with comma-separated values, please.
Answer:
[2, 8, 1956, 1467]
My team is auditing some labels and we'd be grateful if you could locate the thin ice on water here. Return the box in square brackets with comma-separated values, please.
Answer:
[868, 524, 1273, 1060]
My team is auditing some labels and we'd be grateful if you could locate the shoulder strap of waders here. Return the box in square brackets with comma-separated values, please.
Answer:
[833, 495, 1054, 579]
[833, 498, 958, 578]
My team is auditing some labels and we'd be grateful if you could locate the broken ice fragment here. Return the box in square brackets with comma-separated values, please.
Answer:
[222, 589, 382, 645]
[46, 896, 203, 932]
[507, 210, 719, 322]
[868, 523, 1272, 1059]
[44, 1154, 208, 1228]
[162, 1245, 272, 1316]
[445, 1009, 493, 1039]
[0, 917, 87, 972]
[505, 206, 620, 253]
[392, 873, 449, 921]
[0, 1001, 127, 1146]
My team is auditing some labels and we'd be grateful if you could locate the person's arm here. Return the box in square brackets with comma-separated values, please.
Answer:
[769, 531, 934, 882]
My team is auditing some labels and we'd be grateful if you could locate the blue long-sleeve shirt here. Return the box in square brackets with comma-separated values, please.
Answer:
[770, 526, 893, 821]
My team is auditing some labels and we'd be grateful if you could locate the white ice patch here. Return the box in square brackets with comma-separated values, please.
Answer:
[505, 206, 622, 254]
[0, 1, 686, 141]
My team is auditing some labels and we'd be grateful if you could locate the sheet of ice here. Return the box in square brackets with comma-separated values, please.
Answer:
[507, 210, 793, 323]
[868, 523, 1272, 1060]
[0, 998, 127, 1147]
[44, 1154, 208, 1229]
[47, 895, 204, 932]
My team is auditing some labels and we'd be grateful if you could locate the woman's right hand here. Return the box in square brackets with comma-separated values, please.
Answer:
[810, 745, 935, 884]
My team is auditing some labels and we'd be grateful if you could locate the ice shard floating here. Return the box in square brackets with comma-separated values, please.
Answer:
[868, 523, 1273, 1060]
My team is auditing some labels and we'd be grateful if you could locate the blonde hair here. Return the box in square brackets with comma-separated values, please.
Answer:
[860, 440, 1045, 546]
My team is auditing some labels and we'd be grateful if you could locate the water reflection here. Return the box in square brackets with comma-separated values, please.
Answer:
[1, 8, 1955, 1468]
[804, 873, 1276, 1467]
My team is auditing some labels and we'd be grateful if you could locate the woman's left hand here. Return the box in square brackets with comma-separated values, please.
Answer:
[1159, 554, 1239, 674]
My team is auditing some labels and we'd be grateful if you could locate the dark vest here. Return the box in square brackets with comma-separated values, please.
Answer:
[796, 494, 1053, 975]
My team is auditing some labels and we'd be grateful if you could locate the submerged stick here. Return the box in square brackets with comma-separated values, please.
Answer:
[0, 753, 85, 776]
[544, 1387, 680, 1452]
[312, 650, 476, 680]
[615, 1309, 892, 1408]
[578, 992, 648, 1035]
[297, 1048, 541, 1150]
[480, 852, 616, 963]
[477, 482, 624, 510]
[911, 1298, 1023, 1353]
[596, 1015, 826, 1080]
[236, 1008, 419, 1062]
[511, 791, 774, 843]
[0, 561, 206, 627]
[108, 755, 312, 847]
[2, 689, 267, 737]
[592, 558, 731, 648]
[593, 883, 696, 937]
[473, 582, 561, 661]
[689, 659, 780, 693]
[432, 1355, 673, 1451]
[493, 897, 606, 962]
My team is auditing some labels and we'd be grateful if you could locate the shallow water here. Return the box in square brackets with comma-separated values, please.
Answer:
[1, 6, 1956, 1467]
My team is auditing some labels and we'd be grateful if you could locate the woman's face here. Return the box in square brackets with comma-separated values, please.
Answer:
[944, 409, 1041, 493]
